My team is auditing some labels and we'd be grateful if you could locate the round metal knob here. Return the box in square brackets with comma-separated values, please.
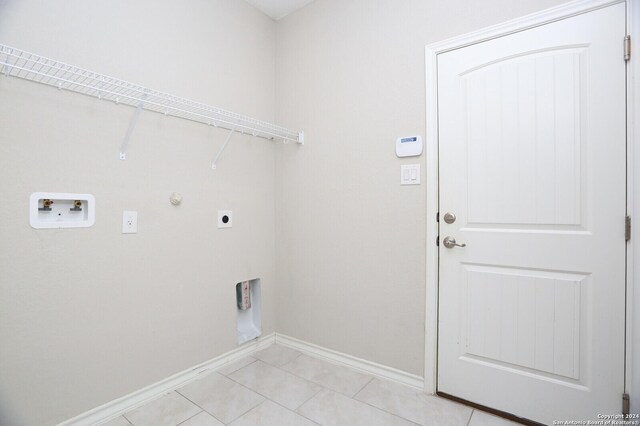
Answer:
[443, 212, 456, 224]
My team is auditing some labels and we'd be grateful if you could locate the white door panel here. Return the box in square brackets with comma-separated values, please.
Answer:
[437, 4, 626, 423]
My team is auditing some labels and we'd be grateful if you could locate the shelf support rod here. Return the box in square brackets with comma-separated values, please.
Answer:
[211, 124, 238, 170]
[119, 92, 148, 160]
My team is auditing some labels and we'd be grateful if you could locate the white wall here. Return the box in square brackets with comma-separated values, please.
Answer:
[274, 0, 570, 376]
[0, 1, 277, 425]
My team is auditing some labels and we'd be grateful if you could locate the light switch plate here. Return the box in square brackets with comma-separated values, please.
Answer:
[401, 164, 421, 185]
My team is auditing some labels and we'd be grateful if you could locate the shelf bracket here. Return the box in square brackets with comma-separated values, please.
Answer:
[119, 93, 148, 160]
[211, 124, 238, 170]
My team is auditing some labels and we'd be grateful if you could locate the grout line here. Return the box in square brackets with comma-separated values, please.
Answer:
[275, 337, 423, 390]
[119, 390, 175, 425]
[224, 399, 268, 424]
[468, 409, 476, 426]
[270, 352, 305, 373]
[352, 376, 375, 399]
[283, 351, 304, 365]
[257, 360, 335, 399]
[262, 343, 375, 392]
[387, 412, 421, 426]
[224, 364, 323, 419]
[174, 409, 204, 426]
[293, 388, 325, 426]
[230, 391, 322, 426]
[173, 390, 226, 425]
[347, 377, 433, 426]
[270, 350, 377, 399]
[231, 359, 318, 390]
[173, 389, 200, 408]
[254, 355, 418, 425]
[295, 387, 324, 412]
[219, 357, 257, 376]
[253, 347, 303, 369]
[171, 352, 267, 423]
[355, 397, 421, 426]
[295, 410, 323, 425]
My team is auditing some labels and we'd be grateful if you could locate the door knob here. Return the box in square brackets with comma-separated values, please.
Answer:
[443, 236, 466, 249]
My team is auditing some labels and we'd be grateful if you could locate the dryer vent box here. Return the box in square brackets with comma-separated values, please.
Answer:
[236, 279, 261, 345]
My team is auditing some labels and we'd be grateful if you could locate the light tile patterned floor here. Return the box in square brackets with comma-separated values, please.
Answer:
[102, 344, 519, 426]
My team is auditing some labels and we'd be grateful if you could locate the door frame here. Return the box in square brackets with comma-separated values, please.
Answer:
[423, 0, 639, 413]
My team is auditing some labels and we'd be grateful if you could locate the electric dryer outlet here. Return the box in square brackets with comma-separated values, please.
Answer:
[218, 211, 232, 228]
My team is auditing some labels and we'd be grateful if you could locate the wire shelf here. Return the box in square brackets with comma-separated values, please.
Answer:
[0, 44, 303, 144]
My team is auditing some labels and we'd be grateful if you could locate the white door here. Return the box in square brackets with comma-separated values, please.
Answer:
[437, 4, 626, 424]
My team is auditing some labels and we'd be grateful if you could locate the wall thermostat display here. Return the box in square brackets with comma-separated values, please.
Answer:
[396, 135, 423, 157]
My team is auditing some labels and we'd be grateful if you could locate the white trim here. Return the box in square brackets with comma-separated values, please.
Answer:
[57, 333, 275, 426]
[275, 334, 424, 389]
[427, 0, 623, 55]
[424, 0, 630, 396]
[57, 332, 424, 425]
[424, 40, 439, 395]
[628, 0, 640, 413]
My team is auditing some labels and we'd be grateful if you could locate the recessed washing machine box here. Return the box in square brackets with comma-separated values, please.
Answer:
[29, 192, 95, 229]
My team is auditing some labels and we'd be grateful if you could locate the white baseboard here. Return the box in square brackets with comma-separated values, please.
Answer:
[58, 332, 424, 425]
[58, 333, 275, 426]
[275, 333, 424, 390]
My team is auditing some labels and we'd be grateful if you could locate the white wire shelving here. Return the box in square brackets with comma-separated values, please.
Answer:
[0, 44, 303, 168]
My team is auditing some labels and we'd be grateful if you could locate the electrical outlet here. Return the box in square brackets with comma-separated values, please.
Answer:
[218, 210, 232, 228]
[122, 211, 138, 234]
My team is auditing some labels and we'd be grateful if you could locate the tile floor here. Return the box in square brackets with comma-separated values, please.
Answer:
[102, 344, 519, 426]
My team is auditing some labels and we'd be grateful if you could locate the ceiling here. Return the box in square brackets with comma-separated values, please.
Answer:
[244, 0, 315, 20]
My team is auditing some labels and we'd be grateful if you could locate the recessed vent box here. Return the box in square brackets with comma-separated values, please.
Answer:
[236, 279, 262, 345]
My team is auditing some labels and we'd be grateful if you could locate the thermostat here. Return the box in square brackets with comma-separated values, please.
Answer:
[396, 135, 423, 157]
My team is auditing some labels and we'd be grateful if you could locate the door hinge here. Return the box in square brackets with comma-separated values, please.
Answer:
[436, 236, 439, 246]
[625, 35, 631, 62]
[436, 212, 440, 222]
[626, 216, 631, 242]
[623, 393, 630, 415]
